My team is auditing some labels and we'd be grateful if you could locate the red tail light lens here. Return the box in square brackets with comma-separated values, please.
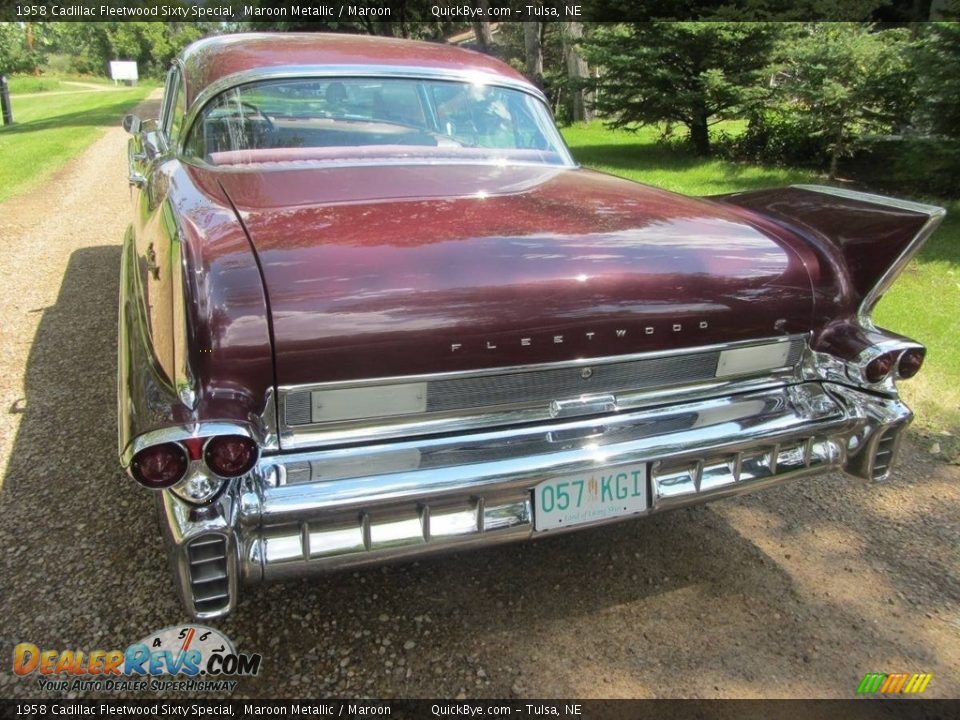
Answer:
[897, 348, 925, 379]
[865, 352, 897, 383]
[130, 443, 188, 489]
[204, 435, 258, 478]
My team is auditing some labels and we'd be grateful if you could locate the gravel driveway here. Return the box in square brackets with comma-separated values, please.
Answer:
[1, 97, 958, 700]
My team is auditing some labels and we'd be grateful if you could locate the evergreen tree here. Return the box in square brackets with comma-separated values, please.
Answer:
[581, 22, 785, 155]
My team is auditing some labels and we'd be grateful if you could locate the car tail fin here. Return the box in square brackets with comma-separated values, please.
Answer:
[714, 185, 945, 322]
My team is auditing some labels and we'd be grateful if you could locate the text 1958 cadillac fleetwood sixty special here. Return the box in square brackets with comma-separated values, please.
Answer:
[120, 33, 944, 619]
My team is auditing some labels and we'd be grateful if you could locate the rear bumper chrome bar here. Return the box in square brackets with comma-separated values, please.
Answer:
[159, 382, 911, 619]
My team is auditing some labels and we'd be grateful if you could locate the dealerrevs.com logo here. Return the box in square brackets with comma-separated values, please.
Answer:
[13, 625, 261, 693]
[856, 672, 933, 695]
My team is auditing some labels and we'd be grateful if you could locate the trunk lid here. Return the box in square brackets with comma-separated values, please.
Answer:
[211, 164, 813, 385]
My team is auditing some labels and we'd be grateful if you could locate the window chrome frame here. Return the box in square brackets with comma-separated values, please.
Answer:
[177, 64, 574, 168]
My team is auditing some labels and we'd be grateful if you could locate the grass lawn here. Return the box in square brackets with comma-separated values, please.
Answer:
[6, 74, 119, 94]
[562, 121, 959, 459]
[0, 79, 154, 203]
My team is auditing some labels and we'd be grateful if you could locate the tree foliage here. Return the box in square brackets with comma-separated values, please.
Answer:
[913, 22, 960, 138]
[0, 23, 46, 75]
[51, 23, 210, 77]
[764, 23, 915, 177]
[581, 22, 785, 154]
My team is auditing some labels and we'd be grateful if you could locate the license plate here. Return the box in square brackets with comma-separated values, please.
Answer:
[533, 463, 648, 532]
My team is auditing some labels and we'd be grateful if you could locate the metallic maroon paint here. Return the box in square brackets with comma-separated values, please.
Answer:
[119, 161, 276, 445]
[173, 164, 276, 427]
[125, 160, 940, 434]
[121, 33, 943, 440]
[204, 163, 817, 385]
[717, 188, 931, 315]
[715, 187, 934, 358]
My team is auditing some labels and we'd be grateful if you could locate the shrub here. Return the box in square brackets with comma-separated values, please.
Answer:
[845, 137, 960, 199]
[716, 111, 831, 168]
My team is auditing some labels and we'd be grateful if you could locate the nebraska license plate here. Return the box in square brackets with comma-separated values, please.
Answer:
[533, 463, 648, 532]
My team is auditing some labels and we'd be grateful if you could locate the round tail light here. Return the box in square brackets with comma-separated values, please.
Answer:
[130, 442, 188, 489]
[204, 435, 258, 478]
[864, 352, 897, 383]
[897, 348, 925, 379]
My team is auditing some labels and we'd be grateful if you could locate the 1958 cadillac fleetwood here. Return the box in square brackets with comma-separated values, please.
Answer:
[120, 33, 944, 619]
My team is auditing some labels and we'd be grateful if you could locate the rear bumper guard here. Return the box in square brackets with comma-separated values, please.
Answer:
[159, 381, 911, 619]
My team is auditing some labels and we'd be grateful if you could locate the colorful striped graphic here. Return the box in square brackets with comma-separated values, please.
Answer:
[857, 672, 932, 695]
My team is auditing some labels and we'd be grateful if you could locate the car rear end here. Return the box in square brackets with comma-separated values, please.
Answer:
[117, 36, 945, 620]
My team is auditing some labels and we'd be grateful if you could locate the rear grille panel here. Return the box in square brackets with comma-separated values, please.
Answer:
[871, 430, 898, 480]
[282, 338, 806, 439]
[424, 351, 722, 414]
[187, 536, 231, 615]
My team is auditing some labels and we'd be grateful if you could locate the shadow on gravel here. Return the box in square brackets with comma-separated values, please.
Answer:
[0, 246, 180, 644]
[225, 492, 948, 697]
[1, 245, 956, 700]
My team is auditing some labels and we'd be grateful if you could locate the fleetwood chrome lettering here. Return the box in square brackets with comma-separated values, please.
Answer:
[451, 321, 710, 352]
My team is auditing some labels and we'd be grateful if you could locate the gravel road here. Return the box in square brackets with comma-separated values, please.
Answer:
[0, 97, 958, 701]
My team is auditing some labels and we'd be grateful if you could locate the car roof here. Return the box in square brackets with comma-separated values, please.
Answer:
[179, 33, 534, 109]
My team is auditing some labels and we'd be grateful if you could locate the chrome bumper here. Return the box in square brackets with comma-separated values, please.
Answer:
[159, 382, 911, 619]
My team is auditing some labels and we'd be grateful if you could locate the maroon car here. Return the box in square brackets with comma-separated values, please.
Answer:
[120, 33, 944, 619]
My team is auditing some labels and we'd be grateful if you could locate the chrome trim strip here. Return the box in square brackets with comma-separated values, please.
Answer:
[182, 157, 574, 174]
[791, 184, 945, 216]
[276, 336, 806, 450]
[279, 335, 805, 392]
[117, 228, 182, 460]
[117, 228, 134, 460]
[278, 373, 803, 451]
[179, 64, 558, 159]
[790, 184, 946, 325]
[164, 203, 196, 410]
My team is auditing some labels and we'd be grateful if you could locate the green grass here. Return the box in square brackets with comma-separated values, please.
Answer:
[0, 84, 153, 203]
[873, 202, 960, 456]
[7, 74, 120, 94]
[562, 121, 960, 458]
[561, 121, 819, 194]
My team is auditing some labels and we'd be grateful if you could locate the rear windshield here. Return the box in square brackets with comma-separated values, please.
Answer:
[184, 77, 573, 167]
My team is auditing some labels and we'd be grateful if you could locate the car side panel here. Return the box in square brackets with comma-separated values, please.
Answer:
[119, 159, 276, 461]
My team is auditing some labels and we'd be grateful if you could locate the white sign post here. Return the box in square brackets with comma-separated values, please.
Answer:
[109, 61, 139, 86]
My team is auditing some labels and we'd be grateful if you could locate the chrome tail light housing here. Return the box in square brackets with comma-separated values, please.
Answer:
[896, 347, 925, 379]
[126, 431, 260, 505]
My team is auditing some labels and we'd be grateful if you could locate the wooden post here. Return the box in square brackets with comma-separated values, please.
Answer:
[0, 75, 13, 126]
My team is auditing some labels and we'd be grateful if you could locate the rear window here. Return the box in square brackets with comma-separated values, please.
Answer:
[183, 77, 572, 167]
